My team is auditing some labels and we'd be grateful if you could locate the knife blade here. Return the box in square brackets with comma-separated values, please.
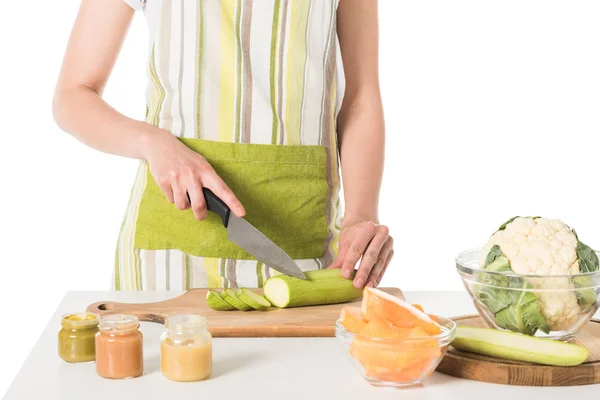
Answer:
[197, 188, 307, 280]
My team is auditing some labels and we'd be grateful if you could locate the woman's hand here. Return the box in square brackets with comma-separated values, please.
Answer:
[330, 220, 393, 289]
[142, 130, 245, 221]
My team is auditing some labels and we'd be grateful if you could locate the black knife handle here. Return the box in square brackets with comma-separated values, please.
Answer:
[185, 188, 231, 227]
[203, 188, 231, 227]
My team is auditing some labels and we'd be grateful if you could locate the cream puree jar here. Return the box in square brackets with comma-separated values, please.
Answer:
[160, 314, 212, 382]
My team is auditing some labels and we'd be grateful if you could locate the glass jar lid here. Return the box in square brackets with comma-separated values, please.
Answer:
[61, 312, 100, 328]
[99, 314, 140, 332]
[165, 314, 207, 334]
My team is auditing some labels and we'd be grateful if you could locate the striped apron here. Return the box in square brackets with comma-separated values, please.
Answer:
[115, 0, 345, 291]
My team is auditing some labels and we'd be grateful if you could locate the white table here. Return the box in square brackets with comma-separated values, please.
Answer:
[4, 291, 598, 399]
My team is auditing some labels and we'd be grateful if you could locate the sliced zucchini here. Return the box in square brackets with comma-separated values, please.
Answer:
[206, 289, 234, 311]
[236, 288, 271, 311]
[221, 288, 252, 311]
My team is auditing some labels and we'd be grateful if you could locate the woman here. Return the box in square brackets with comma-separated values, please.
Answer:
[53, 0, 393, 291]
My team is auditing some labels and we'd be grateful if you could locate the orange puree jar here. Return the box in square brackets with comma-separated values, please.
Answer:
[95, 315, 143, 379]
[160, 314, 212, 382]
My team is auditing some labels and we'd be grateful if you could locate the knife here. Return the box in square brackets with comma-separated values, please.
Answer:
[192, 188, 307, 280]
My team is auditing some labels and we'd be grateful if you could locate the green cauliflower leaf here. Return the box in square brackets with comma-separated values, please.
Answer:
[476, 244, 550, 335]
[495, 289, 550, 336]
[575, 239, 599, 273]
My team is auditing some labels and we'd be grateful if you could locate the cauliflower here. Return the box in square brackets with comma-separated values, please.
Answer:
[476, 216, 599, 334]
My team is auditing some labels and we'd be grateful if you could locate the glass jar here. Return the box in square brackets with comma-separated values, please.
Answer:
[95, 315, 143, 379]
[58, 313, 99, 363]
[160, 314, 213, 382]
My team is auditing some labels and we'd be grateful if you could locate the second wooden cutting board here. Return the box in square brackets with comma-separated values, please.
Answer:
[87, 287, 403, 337]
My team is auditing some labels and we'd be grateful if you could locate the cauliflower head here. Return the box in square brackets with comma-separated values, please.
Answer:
[479, 217, 580, 275]
[477, 216, 599, 333]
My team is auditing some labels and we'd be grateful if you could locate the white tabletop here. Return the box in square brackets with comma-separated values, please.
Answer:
[4, 291, 598, 400]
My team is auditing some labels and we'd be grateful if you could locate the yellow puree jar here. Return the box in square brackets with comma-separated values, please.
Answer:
[58, 313, 99, 363]
[161, 314, 212, 382]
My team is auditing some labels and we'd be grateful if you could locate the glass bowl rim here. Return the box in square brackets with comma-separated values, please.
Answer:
[456, 247, 600, 280]
[334, 315, 456, 343]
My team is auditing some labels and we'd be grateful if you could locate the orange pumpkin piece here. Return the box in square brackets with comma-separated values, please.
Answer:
[411, 304, 440, 323]
[412, 304, 424, 312]
[364, 353, 440, 383]
[360, 317, 428, 339]
[349, 336, 440, 371]
[361, 288, 441, 335]
[339, 307, 368, 334]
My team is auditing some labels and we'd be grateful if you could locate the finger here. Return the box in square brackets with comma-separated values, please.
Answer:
[353, 226, 389, 288]
[171, 177, 190, 210]
[202, 171, 246, 217]
[367, 237, 393, 287]
[376, 248, 394, 287]
[187, 181, 208, 221]
[157, 177, 174, 203]
[340, 223, 377, 284]
[329, 240, 349, 270]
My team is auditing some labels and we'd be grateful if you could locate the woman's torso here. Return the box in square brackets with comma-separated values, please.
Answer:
[115, 0, 345, 291]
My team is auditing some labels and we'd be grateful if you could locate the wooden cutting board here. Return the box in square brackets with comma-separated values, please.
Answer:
[86, 287, 403, 337]
[436, 315, 600, 386]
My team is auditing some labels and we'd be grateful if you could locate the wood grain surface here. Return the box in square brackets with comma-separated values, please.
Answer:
[436, 315, 600, 386]
[86, 287, 403, 337]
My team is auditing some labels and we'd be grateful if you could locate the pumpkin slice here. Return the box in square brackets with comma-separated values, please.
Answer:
[339, 307, 368, 334]
[360, 317, 428, 339]
[361, 288, 441, 335]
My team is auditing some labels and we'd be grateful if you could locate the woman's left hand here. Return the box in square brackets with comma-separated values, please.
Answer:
[329, 220, 394, 289]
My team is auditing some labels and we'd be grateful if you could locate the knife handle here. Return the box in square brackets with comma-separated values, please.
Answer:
[202, 188, 231, 227]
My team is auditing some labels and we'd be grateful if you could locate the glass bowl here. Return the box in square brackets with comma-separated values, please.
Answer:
[456, 248, 600, 341]
[334, 316, 456, 388]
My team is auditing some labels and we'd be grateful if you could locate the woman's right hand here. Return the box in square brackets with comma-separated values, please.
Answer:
[142, 129, 245, 221]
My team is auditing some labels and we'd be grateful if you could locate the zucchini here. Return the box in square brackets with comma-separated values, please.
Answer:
[221, 289, 252, 311]
[206, 290, 234, 311]
[236, 288, 271, 311]
[263, 269, 362, 308]
[452, 326, 589, 366]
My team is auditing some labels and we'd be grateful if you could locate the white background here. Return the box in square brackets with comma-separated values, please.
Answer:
[1, 0, 600, 395]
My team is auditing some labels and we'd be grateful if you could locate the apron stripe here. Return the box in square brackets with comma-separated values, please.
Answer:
[256, 262, 263, 288]
[158, 0, 173, 133]
[219, 258, 227, 288]
[200, 1, 222, 141]
[320, 4, 338, 267]
[135, 248, 143, 290]
[276, 0, 290, 145]
[269, 0, 282, 144]
[165, 249, 171, 291]
[149, 45, 166, 128]
[241, 0, 253, 143]
[196, 0, 205, 139]
[116, 161, 148, 290]
[299, 2, 326, 147]
[113, 247, 121, 290]
[176, 0, 186, 137]
[206, 258, 221, 288]
[318, 0, 336, 145]
[155, 250, 166, 290]
[249, 4, 274, 144]
[183, 253, 190, 290]
[143, 250, 157, 290]
[182, 0, 200, 138]
[218, 0, 238, 143]
[297, 0, 313, 145]
[234, 0, 243, 143]
[328, 78, 341, 261]
[286, 0, 311, 145]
